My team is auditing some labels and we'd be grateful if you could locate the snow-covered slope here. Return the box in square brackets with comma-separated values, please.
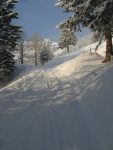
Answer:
[0, 42, 113, 150]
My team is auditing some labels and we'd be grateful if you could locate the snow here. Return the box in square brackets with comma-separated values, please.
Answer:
[0, 42, 113, 150]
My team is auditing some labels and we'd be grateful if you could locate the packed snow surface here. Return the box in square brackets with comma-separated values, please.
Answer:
[0, 51, 113, 150]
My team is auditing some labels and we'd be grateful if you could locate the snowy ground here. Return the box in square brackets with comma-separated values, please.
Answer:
[0, 52, 113, 150]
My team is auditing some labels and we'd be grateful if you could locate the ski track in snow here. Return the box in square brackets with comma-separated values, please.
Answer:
[0, 53, 113, 150]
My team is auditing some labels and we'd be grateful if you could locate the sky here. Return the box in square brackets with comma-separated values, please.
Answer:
[16, 0, 90, 42]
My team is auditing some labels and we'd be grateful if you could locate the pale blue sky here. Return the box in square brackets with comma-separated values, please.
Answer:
[16, 0, 90, 41]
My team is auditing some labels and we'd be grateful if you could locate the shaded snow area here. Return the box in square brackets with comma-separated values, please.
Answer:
[0, 52, 113, 150]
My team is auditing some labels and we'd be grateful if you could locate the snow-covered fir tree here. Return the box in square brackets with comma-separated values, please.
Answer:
[0, 0, 21, 81]
[58, 27, 77, 53]
[84, 0, 113, 62]
[40, 44, 53, 65]
[56, 0, 113, 62]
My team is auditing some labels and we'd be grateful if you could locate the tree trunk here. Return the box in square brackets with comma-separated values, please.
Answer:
[34, 45, 38, 66]
[90, 48, 92, 55]
[67, 45, 69, 53]
[20, 42, 24, 64]
[102, 32, 112, 63]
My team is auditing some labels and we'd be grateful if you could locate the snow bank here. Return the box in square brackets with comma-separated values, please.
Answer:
[0, 64, 41, 90]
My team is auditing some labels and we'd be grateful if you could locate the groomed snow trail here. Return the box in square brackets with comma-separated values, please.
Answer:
[0, 53, 113, 150]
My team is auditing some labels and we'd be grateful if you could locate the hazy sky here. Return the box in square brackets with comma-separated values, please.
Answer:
[16, 0, 90, 41]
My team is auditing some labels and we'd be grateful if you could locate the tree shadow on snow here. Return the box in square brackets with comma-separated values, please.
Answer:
[0, 61, 113, 150]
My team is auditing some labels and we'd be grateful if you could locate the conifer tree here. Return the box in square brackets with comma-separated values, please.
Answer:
[40, 44, 53, 65]
[0, 0, 21, 80]
[56, 0, 113, 62]
[58, 27, 77, 53]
